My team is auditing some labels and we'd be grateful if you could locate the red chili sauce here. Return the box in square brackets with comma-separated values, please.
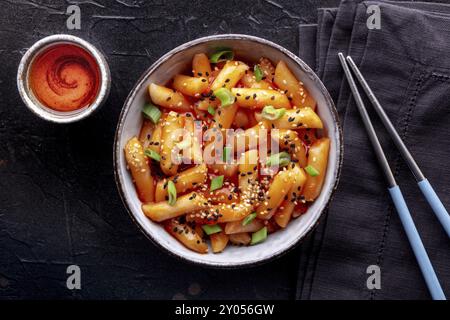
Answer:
[29, 44, 100, 112]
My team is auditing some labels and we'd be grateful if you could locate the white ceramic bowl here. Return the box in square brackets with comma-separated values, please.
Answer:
[114, 34, 342, 268]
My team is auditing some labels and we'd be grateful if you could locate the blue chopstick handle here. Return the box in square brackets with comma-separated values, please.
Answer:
[388, 186, 446, 300]
[418, 179, 450, 238]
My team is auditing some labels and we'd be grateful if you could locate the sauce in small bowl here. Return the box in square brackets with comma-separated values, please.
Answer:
[17, 35, 110, 123]
[29, 43, 100, 112]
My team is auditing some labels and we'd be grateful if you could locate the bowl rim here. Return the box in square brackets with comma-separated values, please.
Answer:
[113, 34, 343, 268]
[16, 34, 111, 124]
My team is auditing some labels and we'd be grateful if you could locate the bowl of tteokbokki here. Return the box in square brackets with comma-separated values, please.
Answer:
[114, 34, 342, 267]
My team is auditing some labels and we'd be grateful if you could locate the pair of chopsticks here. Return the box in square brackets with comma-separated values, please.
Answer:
[338, 53, 449, 300]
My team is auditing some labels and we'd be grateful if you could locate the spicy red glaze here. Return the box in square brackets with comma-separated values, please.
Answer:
[29, 44, 100, 112]
[295, 201, 309, 215]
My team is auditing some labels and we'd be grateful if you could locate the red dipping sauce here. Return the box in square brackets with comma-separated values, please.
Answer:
[29, 44, 100, 112]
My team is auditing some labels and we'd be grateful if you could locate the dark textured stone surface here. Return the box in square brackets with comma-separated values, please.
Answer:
[0, 0, 339, 299]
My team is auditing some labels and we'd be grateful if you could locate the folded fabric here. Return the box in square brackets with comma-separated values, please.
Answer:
[297, 0, 450, 299]
[298, 24, 318, 70]
[316, 8, 338, 79]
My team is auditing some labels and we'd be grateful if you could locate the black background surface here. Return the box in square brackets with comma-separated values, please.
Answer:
[0, 0, 340, 299]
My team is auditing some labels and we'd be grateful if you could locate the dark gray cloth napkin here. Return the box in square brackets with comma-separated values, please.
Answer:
[297, 0, 450, 299]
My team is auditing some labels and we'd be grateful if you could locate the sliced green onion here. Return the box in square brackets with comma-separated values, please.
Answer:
[167, 180, 177, 206]
[223, 146, 232, 163]
[214, 88, 235, 107]
[210, 175, 224, 191]
[207, 105, 215, 116]
[144, 149, 161, 162]
[254, 65, 263, 82]
[266, 152, 291, 168]
[305, 165, 320, 177]
[202, 224, 222, 235]
[209, 49, 234, 63]
[261, 105, 286, 120]
[242, 212, 257, 226]
[251, 227, 267, 245]
[142, 103, 161, 124]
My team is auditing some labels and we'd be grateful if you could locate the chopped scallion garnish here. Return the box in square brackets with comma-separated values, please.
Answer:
[214, 88, 235, 107]
[210, 175, 224, 191]
[250, 227, 267, 245]
[305, 165, 320, 177]
[266, 152, 291, 168]
[144, 149, 161, 162]
[223, 146, 232, 163]
[202, 224, 222, 235]
[209, 49, 234, 63]
[207, 105, 215, 116]
[142, 103, 161, 124]
[242, 212, 257, 226]
[254, 65, 263, 82]
[261, 105, 286, 120]
[167, 180, 177, 206]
